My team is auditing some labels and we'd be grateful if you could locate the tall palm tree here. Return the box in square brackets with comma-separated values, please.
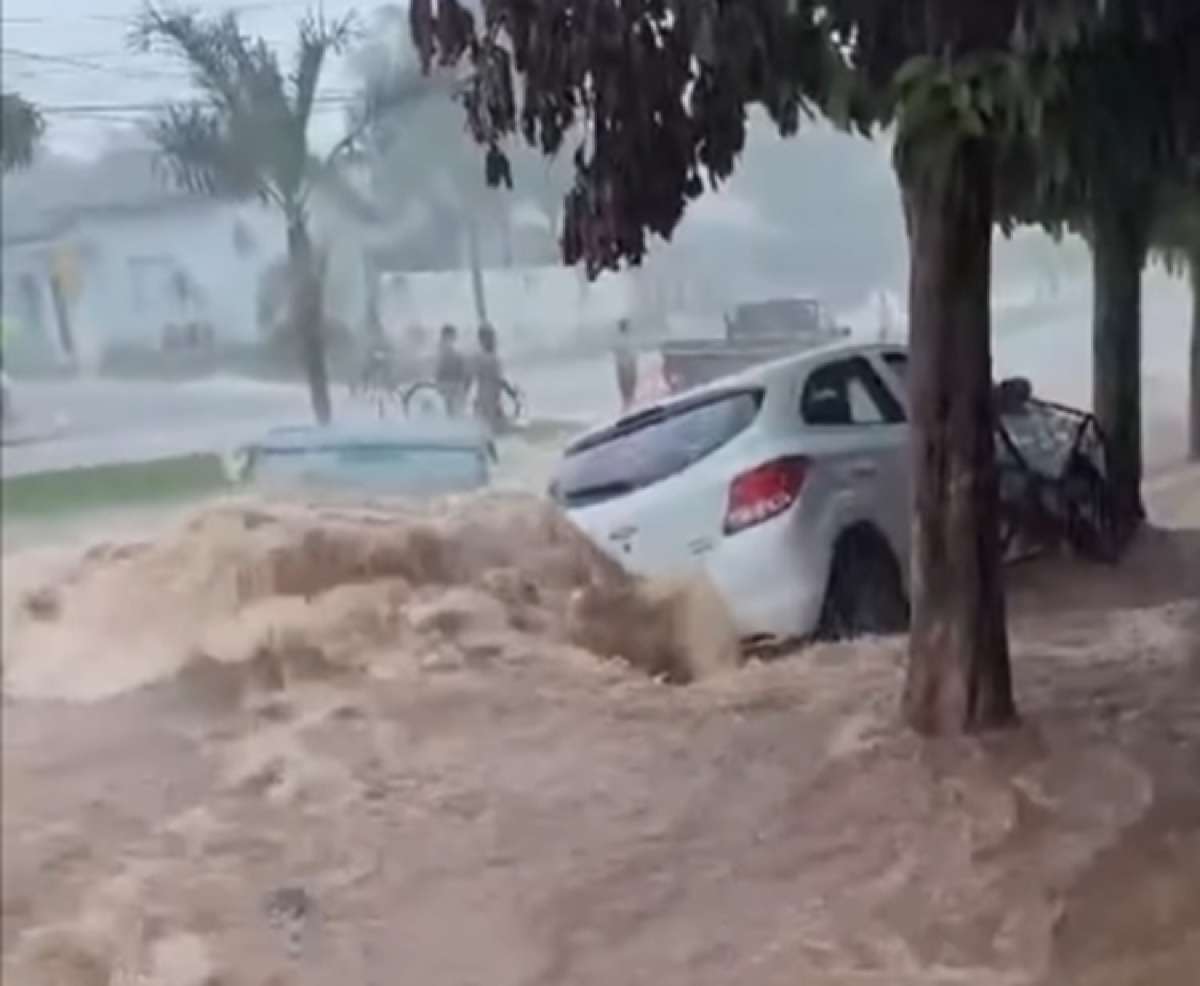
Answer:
[1, 92, 45, 172]
[133, 4, 357, 423]
[1153, 183, 1200, 461]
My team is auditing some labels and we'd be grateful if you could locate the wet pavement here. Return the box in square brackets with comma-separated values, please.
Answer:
[2, 356, 619, 478]
[5, 285, 1195, 480]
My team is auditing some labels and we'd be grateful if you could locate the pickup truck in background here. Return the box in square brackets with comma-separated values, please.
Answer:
[660, 298, 852, 394]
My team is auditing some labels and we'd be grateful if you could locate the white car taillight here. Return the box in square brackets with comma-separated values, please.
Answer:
[723, 456, 809, 535]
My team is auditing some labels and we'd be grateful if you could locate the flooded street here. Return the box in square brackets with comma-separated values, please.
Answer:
[3, 301, 1199, 985]
[2, 355, 619, 478]
[3, 473, 1199, 985]
[5, 274, 1195, 482]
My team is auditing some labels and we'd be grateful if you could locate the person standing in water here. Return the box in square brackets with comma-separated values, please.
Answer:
[473, 323, 518, 434]
[613, 318, 638, 413]
[434, 323, 469, 415]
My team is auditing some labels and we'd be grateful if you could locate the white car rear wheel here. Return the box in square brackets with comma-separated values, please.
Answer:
[816, 528, 909, 641]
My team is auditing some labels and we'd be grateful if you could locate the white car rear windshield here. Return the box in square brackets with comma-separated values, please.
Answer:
[553, 388, 763, 508]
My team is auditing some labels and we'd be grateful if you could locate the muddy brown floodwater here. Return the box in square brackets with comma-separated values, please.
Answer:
[3, 474, 1199, 986]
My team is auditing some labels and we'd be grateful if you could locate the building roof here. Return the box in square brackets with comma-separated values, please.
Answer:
[2, 147, 205, 246]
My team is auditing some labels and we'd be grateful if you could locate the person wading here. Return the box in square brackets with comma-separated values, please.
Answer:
[434, 323, 469, 416]
[473, 324, 518, 434]
[613, 318, 638, 414]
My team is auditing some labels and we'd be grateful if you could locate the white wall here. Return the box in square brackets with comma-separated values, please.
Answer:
[67, 202, 284, 366]
[379, 264, 637, 357]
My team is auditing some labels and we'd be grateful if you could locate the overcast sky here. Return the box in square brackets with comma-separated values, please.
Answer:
[2, 0, 363, 157]
[0, 1, 825, 238]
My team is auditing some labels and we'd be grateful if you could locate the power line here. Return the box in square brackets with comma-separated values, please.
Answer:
[2, 47, 186, 80]
[4, 46, 364, 89]
[0, 1, 360, 26]
[36, 93, 360, 116]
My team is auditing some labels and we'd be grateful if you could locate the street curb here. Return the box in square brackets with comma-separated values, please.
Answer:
[1, 453, 230, 519]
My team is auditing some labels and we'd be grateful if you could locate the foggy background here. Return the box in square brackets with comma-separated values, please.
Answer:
[1, 0, 1193, 481]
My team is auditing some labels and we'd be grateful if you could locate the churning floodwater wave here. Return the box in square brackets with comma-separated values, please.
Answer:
[1, 493, 743, 703]
[2, 475, 1198, 986]
[2, 331, 1198, 985]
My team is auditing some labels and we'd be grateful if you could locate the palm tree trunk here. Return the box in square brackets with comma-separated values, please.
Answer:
[362, 254, 383, 342]
[498, 196, 515, 268]
[466, 217, 488, 325]
[287, 217, 332, 425]
[1090, 195, 1150, 531]
[1190, 253, 1200, 462]
[898, 139, 1016, 736]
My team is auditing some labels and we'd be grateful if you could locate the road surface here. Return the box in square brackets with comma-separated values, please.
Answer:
[2, 356, 622, 479]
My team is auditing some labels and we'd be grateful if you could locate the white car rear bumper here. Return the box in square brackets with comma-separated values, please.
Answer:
[565, 505, 829, 645]
[702, 513, 828, 642]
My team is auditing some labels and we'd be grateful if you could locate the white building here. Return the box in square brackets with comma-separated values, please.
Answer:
[1, 148, 376, 375]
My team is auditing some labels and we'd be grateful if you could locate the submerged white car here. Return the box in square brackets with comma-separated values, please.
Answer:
[550, 341, 914, 645]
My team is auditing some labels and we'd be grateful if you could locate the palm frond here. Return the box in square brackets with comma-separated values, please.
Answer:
[227, 31, 301, 199]
[132, 6, 244, 111]
[229, 28, 291, 125]
[1, 91, 44, 171]
[134, 4, 335, 209]
[293, 10, 356, 129]
[146, 103, 274, 202]
[331, 64, 445, 164]
[148, 8, 293, 170]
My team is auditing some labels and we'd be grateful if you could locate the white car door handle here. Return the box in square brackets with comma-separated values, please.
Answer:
[847, 460, 878, 479]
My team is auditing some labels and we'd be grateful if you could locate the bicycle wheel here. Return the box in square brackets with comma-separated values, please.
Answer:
[403, 381, 450, 418]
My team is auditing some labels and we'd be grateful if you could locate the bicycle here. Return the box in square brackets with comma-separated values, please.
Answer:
[401, 380, 452, 419]
[401, 377, 525, 429]
[349, 346, 408, 419]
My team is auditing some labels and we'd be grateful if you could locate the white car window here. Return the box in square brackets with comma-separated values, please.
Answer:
[553, 388, 763, 507]
[802, 357, 903, 426]
[848, 377, 885, 424]
[883, 352, 908, 386]
[883, 350, 907, 410]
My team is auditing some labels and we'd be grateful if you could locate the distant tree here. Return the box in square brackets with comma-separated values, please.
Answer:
[349, 4, 545, 324]
[997, 15, 1200, 530]
[720, 122, 906, 308]
[1152, 181, 1200, 461]
[1, 92, 44, 172]
[411, 0, 1200, 735]
[133, 4, 363, 423]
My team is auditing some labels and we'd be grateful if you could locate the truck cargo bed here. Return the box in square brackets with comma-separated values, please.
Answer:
[661, 326, 850, 392]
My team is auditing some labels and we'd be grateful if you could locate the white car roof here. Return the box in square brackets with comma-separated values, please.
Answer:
[716, 338, 907, 392]
[568, 338, 908, 450]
